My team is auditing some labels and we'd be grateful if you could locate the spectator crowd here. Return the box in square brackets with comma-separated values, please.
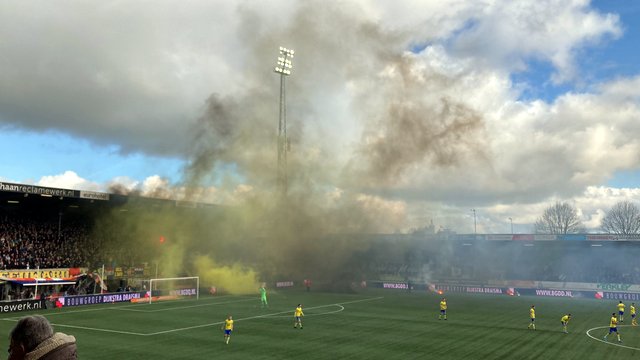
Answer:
[0, 213, 90, 270]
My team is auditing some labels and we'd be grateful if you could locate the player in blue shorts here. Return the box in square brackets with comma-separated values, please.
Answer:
[222, 315, 234, 344]
[294, 304, 304, 329]
[439, 298, 447, 320]
[604, 313, 622, 343]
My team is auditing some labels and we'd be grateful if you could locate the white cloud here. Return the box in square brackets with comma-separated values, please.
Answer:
[0, 0, 637, 233]
[141, 175, 173, 199]
[0, 0, 621, 155]
[37, 171, 101, 191]
[447, 0, 621, 83]
[449, 186, 640, 234]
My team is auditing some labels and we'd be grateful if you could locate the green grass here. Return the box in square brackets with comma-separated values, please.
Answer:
[1, 289, 639, 359]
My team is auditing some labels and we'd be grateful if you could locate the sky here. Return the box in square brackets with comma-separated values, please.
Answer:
[1, 0, 640, 234]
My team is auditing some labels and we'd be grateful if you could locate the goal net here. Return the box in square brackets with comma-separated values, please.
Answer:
[147, 276, 200, 304]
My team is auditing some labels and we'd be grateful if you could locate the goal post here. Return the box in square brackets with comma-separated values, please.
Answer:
[147, 276, 200, 304]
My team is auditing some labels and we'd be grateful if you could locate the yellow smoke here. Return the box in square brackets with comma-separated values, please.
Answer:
[157, 237, 185, 280]
[194, 255, 259, 295]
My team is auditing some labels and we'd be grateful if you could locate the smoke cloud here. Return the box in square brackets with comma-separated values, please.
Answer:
[194, 256, 259, 294]
[86, 1, 615, 284]
[1, 1, 631, 233]
[4, 1, 632, 285]
[158, 2, 491, 286]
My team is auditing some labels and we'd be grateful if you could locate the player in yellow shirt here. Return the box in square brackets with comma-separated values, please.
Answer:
[561, 314, 571, 333]
[604, 313, 622, 343]
[631, 303, 637, 326]
[528, 305, 535, 330]
[294, 304, 304, 329]
[221, 314, 234, 344]
[617, 301, 625, 323]
[439, 298, 447, 320]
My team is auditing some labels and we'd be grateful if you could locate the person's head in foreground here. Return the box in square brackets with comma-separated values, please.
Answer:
[8, 315, 77, 360]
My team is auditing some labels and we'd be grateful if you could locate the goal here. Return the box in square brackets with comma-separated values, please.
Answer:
[147, 276, 200, 304]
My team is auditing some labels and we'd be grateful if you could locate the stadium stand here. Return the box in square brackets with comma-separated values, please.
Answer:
[354, 235, 640, 286]
[2, 181, 640, 302]
[0, 213, 89, 270]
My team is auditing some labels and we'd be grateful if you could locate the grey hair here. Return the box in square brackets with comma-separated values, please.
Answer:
[9, 315, 54, 352]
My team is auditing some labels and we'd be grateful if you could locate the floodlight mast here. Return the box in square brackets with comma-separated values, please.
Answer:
[274, 47, 294, 196]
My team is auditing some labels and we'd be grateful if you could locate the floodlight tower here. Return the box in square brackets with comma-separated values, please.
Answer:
[471, 209, 477, 236]
[274, 47, 294, 196]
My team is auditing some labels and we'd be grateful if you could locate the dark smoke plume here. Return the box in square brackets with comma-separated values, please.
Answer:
[117, 1, 488, 287]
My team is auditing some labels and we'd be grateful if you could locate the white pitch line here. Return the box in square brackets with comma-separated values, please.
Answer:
[3, 306, 114, 318]
[144, 296, 384, 336]
[32, 296, 250, 316]
[115, 297, 257, 313]
[114, 294, 240, 310]
[48, 323, 148, 336]
[585, 325, 640, 351]
[0, 318, 147, 336]
[333, 296, 384, 306]
[0, 318, 23, 323]
[264, 304, 345, 318]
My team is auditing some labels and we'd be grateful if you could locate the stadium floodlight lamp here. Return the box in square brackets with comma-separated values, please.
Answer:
[274, 46, 294, 76]
[279, 47, 295, 58]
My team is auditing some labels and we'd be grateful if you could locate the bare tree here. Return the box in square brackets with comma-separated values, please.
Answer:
[601, 201, 640, 234]
[535, 202, 583, 234]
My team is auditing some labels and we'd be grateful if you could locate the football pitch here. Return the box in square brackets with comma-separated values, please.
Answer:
[1, 289, 639, 359]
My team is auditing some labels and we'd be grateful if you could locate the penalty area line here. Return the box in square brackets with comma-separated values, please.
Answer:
[264, 304, 345, 318]
[50, 322, 147, 336]
[116, 297, 257, 313]
[0, 315, 145, 336]
[586, 325, 640, 351]
[333, 296, 384, 306]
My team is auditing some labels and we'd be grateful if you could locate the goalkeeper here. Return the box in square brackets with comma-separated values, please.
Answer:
[260, 283, 268, 308]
